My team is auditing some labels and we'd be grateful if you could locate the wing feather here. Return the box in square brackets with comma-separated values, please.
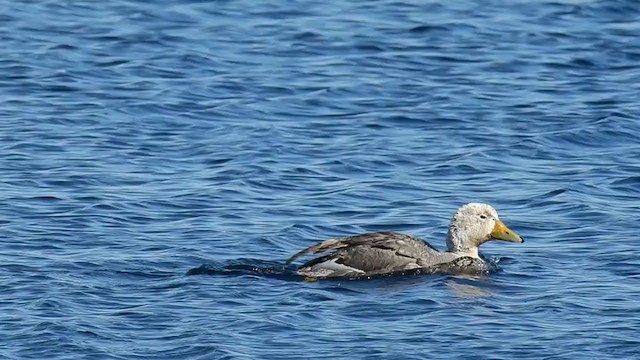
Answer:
[286, 232, 439, 266]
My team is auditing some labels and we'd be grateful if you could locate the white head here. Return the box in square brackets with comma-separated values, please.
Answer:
[446, 203, 523, 257]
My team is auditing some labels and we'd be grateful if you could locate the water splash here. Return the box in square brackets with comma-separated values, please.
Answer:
[186, 258, 299, 280]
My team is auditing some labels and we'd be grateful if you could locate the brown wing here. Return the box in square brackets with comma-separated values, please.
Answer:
[286, 232, 438, 265]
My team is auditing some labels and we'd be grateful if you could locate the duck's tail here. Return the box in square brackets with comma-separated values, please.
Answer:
[285, 238, 348, 265]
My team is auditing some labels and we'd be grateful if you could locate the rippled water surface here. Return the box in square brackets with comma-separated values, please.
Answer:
[2, 0, 639, 359]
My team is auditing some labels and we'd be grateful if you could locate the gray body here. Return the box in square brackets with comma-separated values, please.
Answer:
[286, 232, 461, 278]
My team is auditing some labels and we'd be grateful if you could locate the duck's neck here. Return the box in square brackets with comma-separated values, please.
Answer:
[446, 227, 480, 258]
[453, 246, 479, 258]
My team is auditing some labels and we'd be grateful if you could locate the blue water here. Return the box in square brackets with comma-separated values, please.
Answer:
[1, 0, 639, 358]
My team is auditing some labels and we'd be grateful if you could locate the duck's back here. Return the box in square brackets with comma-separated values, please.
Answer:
[289, 232, 458, 278]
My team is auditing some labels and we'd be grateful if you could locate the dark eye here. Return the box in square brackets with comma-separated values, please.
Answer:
[480, 215, 487, 219]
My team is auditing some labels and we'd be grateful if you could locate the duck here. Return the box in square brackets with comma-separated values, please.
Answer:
[286, 203, 523, 278]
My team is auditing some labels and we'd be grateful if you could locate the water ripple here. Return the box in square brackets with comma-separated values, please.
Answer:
[1, 0, 639, 359]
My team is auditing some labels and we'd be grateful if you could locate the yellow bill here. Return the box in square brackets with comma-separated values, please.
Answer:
[490, 220, 524, 243]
